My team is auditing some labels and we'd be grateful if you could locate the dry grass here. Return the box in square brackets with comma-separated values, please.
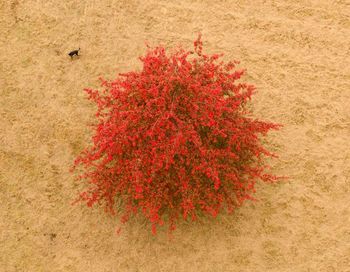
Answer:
[1, 0, 349, 271]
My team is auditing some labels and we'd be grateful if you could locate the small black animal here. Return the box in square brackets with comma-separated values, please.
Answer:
[68, 48, 80, 59]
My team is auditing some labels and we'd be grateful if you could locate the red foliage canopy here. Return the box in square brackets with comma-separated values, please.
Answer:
[73, 35, 281, 234]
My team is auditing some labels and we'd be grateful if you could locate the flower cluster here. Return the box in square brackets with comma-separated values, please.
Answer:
[72, 35, 280, 234]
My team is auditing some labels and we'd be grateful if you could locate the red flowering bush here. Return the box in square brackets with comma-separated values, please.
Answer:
[72, 35, 281, 234]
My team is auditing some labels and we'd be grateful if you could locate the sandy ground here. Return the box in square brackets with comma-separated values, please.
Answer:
[1, 0, 350, 271]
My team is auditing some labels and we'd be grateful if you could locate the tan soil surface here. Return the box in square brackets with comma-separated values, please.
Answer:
[1, 0, 349, 271]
